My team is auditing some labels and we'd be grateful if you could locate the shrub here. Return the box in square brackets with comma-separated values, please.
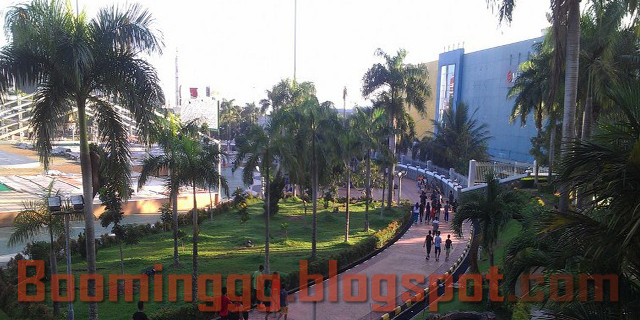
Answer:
[149, 303, 209, 320]
[77, 232, 99, 260]
[159, 203, 174, 231]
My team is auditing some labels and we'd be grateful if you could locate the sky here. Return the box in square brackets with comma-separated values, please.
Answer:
[0, 0, 551, 108]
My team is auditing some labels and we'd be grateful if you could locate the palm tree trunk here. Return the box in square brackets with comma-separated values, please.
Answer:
[118, 238, 125, 275]
[192, 183, 199, 299]
[264, 150, 271, 274]
[380, 169, 386, 218]
[345, 161, 350, 242]
[171, 184, 179, 266]
[489, 247, 495, 268]
[49, 226, 59, 316]
[577, 90, 593, 208]
[387, 129, 396, 209]
[311, 138, 318, 260]
[559, 0, 581, 212]
[548, 120, 556, 182]
[365, 149, 371, 232]
[469, 234, 481, 274]
[77, 99, 98, 320]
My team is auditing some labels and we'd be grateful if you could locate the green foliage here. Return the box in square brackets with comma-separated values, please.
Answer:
[159, 203, 173, 231]
[0, 268, 53, 320]
[149, 303, 208, 320]
[265, 173, 285, 216]
[77, 232, 99, 260]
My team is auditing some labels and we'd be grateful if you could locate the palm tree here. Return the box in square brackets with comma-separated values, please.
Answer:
[451, 174, 524, 272]
[430, 102, 491, 173]
[8, 182, 67, 316]
[173, 134, 226, 298]
[362, 49, 431, 208]
[335, 117, 361, 242]
[351, 107, 388, 231]
[259, 79, 317, 113]
[234, 122, 292, 272]
[138, 115, 188, 266]
[501, 81, 640, 319]
[0, 2, 164, 317]
[488, 0, 639, 211]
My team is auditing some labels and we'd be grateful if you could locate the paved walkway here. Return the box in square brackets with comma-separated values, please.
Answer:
[249, 177, 470, 320]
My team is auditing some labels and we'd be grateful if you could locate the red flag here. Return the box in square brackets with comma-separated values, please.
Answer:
[190, 87, 198, 98]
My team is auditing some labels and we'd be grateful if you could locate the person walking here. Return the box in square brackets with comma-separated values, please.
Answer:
[423, 230, 433, 260]
[252, 264, 264, 306]
[276, 283, 289, 320]
[425, 201, 431, 223]
[434, 231, 442, 262]
[432, 217, 439, 235]
[132, 301, 149, 320]
[452, 198, 458, 213]
[448, 190, 454, 204]
[444, 201, 450, 222]
[445, 235, 453, 261]
[419, 201, 425, 223]
[219, 287, 232, 320]
[412, 202, 420, 225]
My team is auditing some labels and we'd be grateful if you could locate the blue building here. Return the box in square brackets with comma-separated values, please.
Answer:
[430, 37, 543, 162]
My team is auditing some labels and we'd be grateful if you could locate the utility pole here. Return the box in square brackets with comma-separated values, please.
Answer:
[293, 0, 297, 80]
[175, 49, 180, 107]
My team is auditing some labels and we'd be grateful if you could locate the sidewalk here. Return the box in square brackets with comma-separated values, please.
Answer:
[249, 177, 470, 320]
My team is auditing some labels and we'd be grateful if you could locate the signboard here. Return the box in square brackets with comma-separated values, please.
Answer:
[437, 64, 456, 121]
[179, 98, 219, 130]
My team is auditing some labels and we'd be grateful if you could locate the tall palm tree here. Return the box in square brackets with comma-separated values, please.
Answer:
[259, 78, 316, 113]
[234, 122, 292, 272]
[138, 115, 186, 266]
[430, 102, 491, 173]
[8, 182, 66, 316]
[335, 116, 361, 242]
[174, 134, 226, 298]
[488, 0, 639, 211]
[351, 107, 388, 231]
[362, 49, 431, 208]
[501, 81, 640, 319]
[0, 2, 164, 317]
[451, 174, 524, 272]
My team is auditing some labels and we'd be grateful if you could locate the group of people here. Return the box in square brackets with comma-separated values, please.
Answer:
[423, 230, 453, 262]
[412, 189, 458, 226]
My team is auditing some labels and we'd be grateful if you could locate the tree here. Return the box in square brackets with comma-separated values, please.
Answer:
[429, 102, 491, 174]
[488, 0, 639, 211]
[501, 81, 640, 319]
[234, 122, 292, 272]
[174, 135, 225, 298]
[138, 115, 190, 266]
[8, 182, 68, 316]
[451, 174, 524, 272]
[362, 49, 431, 208]
[0, 2, 164, 317]
[351, 107, 388, 231]
[335, 116, 361, 242]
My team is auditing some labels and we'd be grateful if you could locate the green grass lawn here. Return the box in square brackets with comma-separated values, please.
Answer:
[50, 198, 405, 319]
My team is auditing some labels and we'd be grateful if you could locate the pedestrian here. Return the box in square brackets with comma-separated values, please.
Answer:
[452, 199, 458, 212]
[425, 201, 431, 223]
[219, 287, 232, 320]
[423, 230, 433, 260]
[430, 205, 436, 222]
[434, 231, 442, 261]
[419, 202, 425, 223]
[448, 190, 454, 204]
[412, 202, 419, 225]
[252, 264, 264, 306]
[445, 235, 452, 261]
[276, 283, 289, 320]
[432, 217, 439, 235]
[263, 280, 273, 320]
[132, 301, 149, 320]
[444, 201, 450, 222]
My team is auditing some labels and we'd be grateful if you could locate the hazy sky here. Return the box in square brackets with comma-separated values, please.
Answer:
[0, 0, 551, 108]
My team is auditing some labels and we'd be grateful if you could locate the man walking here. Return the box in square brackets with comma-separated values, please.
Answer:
[434, 231, 442, 262]
[252, 264, 264, 306]
[444, 201, 450, 222]
[445, 235, 453, 261]
[423, 230, 433, 260]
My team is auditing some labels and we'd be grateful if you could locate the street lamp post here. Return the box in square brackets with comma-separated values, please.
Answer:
[396, 170, 407, 204]
[48, 195, 84, 320]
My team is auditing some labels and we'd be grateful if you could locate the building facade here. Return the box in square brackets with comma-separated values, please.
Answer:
[409, 37, 543, 162]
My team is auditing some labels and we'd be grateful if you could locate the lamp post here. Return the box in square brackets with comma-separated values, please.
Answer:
[48, 195, 84, 320]
[396, 170, 407, 204]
